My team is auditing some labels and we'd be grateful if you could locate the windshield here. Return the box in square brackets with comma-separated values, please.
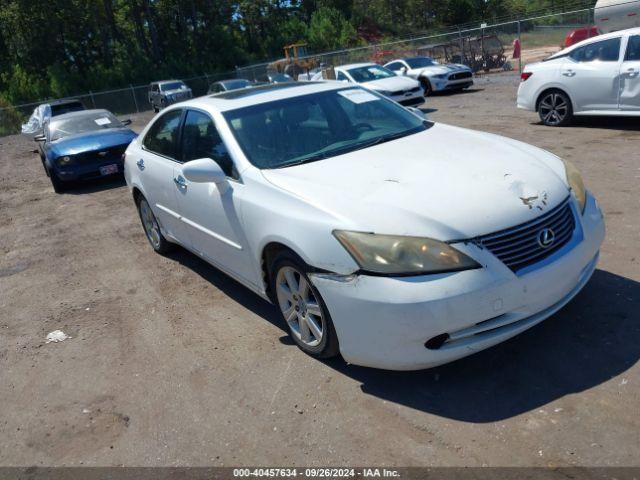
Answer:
[49, 111, 123, 141]
[161, 82, 186, 91]
[347, 65, 396, 82]
[406, 57, 438, 68]
[223, 79, 251, 90]
[223, 87, 429, 169]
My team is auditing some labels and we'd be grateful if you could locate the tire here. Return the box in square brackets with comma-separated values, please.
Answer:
[269, 251, 339, 359]
[420, 77, 433, 97]
[49, 169, 66, 193]
[538, 90, 573, 127]
[136, 196, 173, 254]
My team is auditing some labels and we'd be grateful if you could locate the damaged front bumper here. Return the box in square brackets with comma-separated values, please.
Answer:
[310, 194, 605, 371]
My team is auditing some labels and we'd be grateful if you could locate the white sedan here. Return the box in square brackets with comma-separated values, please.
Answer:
[384, 57, 474, 95]
[125, 82, 605, 371]
[517, 27, 640, 126]
[314, 63, 424, 107]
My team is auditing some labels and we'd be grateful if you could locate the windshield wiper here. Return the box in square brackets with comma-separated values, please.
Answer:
[273, 127, 425, 169]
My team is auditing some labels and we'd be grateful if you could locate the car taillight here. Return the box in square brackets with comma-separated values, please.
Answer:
[521, 72, 533, 81]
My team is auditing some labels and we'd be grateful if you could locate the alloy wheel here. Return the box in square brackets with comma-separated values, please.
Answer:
[539, 93, 568, 126]
[275, 266, 324, 347]
[139, 199, 161, 250]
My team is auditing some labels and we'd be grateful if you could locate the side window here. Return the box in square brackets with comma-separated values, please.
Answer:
[570, 38, 621, 62]
[151, 84, 159, 92]
[336, 71, 348, 82]
[386, 62, 402, 71]
[143, 109, 183, 159]
[625, 35, 640, 61]
[181, 110, 237, 178]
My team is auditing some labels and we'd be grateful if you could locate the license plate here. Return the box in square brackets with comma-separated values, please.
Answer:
[100, 164, 118, 176]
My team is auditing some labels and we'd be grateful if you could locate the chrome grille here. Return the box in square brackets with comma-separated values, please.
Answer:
[449, 71, 472, 81]
[473, 197, 576, 273]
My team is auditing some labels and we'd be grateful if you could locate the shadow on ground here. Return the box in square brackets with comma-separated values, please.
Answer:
[535, 116, 640, 132]
[64, 175, 127, 195]
[164, 247, 640, 423]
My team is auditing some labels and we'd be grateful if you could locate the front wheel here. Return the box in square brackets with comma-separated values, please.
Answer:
[421, 78, 433, 96]
[538, 91, 573, 127]
[49, 169, 66, 193]
[137, 196, 173, 254]
[270, 252, 339, 359]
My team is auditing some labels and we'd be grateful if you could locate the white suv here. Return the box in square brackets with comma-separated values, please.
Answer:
[517, 27, 640, 126]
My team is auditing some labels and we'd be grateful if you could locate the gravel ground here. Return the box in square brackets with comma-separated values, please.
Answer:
[0, 73, 639, 467]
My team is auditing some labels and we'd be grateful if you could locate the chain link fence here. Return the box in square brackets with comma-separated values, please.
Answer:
[2, 1, 638, 137]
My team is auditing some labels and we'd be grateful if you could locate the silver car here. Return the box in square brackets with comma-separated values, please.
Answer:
[384, 57, 474, 96]
[148, 80, 193, 112]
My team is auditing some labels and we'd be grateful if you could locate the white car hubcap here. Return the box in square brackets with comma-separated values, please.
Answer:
[539, 93, 568, 125]
[276, 266, 324, 347]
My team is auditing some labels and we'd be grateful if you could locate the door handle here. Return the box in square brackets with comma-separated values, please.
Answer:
[562, 70, 576, 77]
[626, 68, 639, 77]
[173, 175, 187, 189]
[136, 159, 145, 170]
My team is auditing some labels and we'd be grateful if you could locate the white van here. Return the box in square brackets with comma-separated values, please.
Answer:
[595, 0, 640, 33]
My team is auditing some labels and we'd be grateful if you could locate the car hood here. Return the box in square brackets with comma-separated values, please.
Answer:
[360, 75, 420, 91]
[50, 128, 137, 156]
[261, 123, 570, 241]
[415, 64, 470, 75]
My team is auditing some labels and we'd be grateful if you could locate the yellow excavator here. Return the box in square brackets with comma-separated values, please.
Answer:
[267, 43, 319, 80]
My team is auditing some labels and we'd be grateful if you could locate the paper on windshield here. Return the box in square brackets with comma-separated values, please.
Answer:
[94, 117, 112, 126]
[338, 90, 379, 104]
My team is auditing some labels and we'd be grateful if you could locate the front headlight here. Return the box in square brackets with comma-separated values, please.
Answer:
[562, 159, 586, 213]
[57, 155, 74, 166]
[333, 230, 480, 275]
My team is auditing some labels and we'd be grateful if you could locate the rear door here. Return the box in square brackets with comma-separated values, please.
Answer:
[619, 34, 640, 110]
[138, 108, 187, 243]
[561, 37, 623, 111]
[173, 109, 257, 286]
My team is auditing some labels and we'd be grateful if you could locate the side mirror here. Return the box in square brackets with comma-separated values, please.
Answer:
[182, 158, 227, 184]
[34, 134, 46, 142]
[406, 107, 426, 120]
[401, 67, 408, 75]
[121, 119, 132, 126]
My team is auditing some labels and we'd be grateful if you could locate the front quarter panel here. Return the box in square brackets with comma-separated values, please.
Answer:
[238, 169, 360, 278]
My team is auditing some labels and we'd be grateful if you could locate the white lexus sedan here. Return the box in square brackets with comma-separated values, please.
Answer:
[384, 57, 474, 95]
[125, 81, 605, 371]
[517, 27, 640, 126]
[313, 63, 424, 107]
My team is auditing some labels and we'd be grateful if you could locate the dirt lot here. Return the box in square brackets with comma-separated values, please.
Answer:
[1, 73, 639, 467]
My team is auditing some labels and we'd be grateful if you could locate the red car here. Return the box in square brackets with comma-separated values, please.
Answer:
[564, 26, 600, 47]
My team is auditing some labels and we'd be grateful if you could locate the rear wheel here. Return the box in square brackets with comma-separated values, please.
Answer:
[137, 196, 172, 254]
[270, 252, 339, 359]
[538, 91, 573, 127]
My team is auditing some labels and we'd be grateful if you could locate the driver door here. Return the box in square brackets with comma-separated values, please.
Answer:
[173, 109, 256, 286]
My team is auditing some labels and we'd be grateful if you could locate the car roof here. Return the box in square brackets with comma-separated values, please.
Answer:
[180, 81, 349, 112]
[154, 80, 183, 85]
[218, 78, 250, 85]
[43, 98, 83, 107]
[49, 109, 112, 122]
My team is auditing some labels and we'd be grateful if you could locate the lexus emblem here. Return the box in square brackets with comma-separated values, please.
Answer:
[537, 228, 556, 249]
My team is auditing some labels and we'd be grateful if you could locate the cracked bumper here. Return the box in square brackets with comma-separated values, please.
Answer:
[311, 194, 605, 371]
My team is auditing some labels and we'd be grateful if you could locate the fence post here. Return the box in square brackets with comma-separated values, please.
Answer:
[517, 20, 522, 74]
[130, 85, 139, 113]
[89, 91, 96, 108]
